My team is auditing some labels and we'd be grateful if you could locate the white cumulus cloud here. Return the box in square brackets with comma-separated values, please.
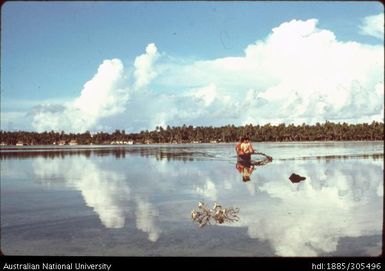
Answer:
[133, 43, 160, 90]
[360, 13, 384, 39]
[174, 19, 383, 125]
[73, 59, 127, 118]
[32, 59, 129, 132]
[30, 18, 384, 132]
[189, 83, 218, 106]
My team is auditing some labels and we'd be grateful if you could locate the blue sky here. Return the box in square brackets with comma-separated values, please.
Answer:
[1, 1, 384, 132]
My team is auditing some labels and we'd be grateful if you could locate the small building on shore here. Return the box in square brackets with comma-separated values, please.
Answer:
[69, 140, 78, 145]
[16, 141, 24, 146]
[191, 140, 202, 144]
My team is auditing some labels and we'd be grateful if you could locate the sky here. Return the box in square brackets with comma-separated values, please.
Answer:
[1, 1, 384, 133]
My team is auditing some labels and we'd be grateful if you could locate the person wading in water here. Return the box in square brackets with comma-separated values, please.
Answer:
[235, 136, 256, 182]
[236, 136, 255, 162]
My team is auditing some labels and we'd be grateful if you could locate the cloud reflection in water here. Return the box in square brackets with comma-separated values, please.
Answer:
[240, 159, 383, 256]
[28, 148, 382, 255]
[33, 157, 161, 242]
[33, 157, 130, 229]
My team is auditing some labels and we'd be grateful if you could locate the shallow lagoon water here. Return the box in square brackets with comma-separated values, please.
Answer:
[1, 142, 383, 256]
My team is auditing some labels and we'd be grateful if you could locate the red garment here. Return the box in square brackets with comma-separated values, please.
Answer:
[236, 163, 254, 174]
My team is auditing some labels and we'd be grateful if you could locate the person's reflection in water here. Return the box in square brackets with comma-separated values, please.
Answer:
[236, 161, 255, 182]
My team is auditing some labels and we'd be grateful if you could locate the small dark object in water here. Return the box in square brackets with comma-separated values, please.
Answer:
[289, 173, 306, 183]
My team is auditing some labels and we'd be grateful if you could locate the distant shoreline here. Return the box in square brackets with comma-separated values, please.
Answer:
[1, 121, 384, 146]
[0, 140, 383, 149]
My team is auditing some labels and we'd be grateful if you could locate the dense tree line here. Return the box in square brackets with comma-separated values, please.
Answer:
[0, 121, 383, 146]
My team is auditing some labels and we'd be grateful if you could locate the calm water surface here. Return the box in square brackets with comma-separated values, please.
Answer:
[1, 142, 383, 256]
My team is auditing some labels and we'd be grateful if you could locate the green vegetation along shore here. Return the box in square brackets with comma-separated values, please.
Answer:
[0, 121, 383, 146]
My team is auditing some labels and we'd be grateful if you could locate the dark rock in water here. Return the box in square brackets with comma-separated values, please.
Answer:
[289, 173, 306, 183]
